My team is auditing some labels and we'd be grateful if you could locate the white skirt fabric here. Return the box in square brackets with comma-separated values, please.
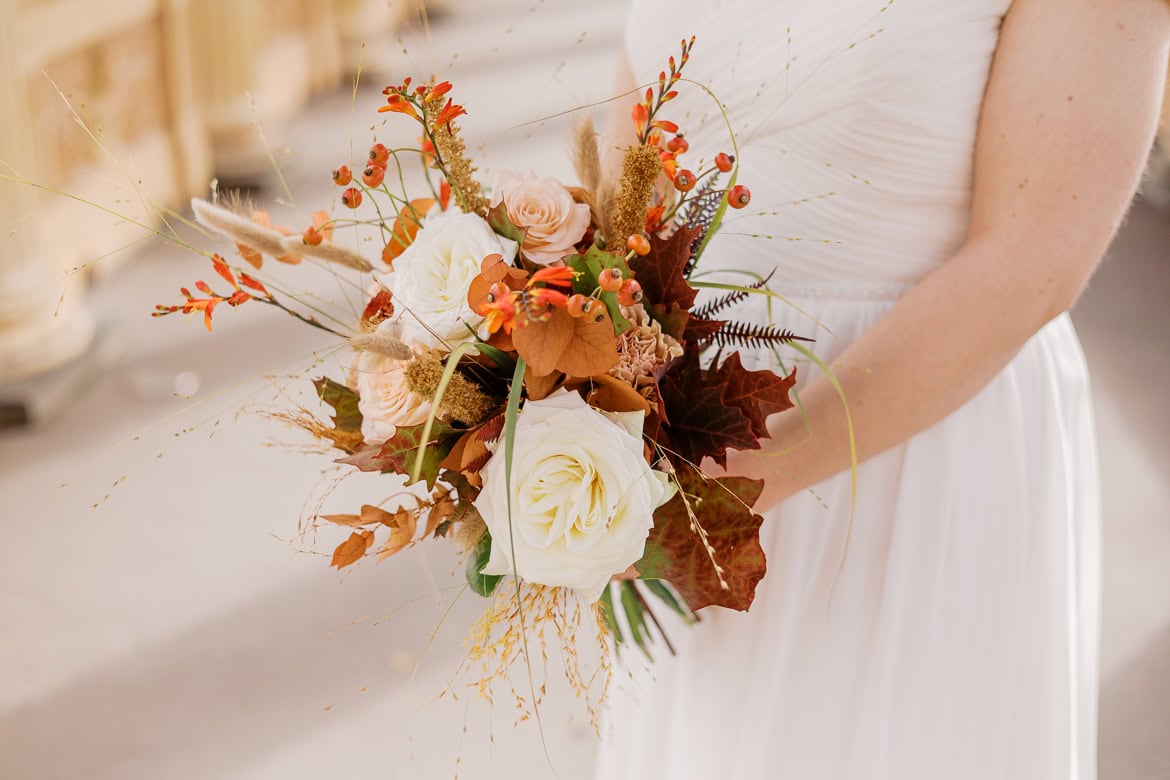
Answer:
[595, 292, 1100, 780]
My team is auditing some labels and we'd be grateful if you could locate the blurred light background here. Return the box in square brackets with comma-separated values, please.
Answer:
[0, 0, 1167, 777]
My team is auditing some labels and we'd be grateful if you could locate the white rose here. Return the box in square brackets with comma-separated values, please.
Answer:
[490, 170, 591, 265]
[377, 210, 518, 350]
[349, 344, 432, 444]
[473, 389, 674, 601]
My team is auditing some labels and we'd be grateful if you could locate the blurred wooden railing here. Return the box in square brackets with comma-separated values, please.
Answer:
[0, 0, 419, 386]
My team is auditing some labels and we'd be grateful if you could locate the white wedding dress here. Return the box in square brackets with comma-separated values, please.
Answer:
[596, 1, 1099, 778]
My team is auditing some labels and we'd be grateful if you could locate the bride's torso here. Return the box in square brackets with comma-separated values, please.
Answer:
[625, 0, 1014, 290]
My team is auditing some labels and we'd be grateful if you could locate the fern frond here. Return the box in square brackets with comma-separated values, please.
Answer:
[708, 320, 815, 349]
[691, 270, 776, 320]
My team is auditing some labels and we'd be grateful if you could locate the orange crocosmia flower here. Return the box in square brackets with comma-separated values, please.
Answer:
[529, 266, 576, 289]
[238, 273, 269, 296]
[528, 288, 569, 309]
[378, 95, 421, 121]
[432, 99, 466, 129]
[427, 81, 453, 100]
[651, 119, 679, 134]
[210, 254, 238, 289]
[644, 204, 666, 233]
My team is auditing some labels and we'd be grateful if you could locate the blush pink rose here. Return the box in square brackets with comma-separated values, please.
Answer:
[490, 170, 591, 265]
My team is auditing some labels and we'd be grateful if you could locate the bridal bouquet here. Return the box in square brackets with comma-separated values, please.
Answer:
[158, 37, 803, 674]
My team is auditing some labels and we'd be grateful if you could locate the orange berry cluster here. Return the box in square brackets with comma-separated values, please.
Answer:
[330, 142, 394, 210]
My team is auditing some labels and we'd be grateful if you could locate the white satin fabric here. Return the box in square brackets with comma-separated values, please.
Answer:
[595, 1, 1099, 778]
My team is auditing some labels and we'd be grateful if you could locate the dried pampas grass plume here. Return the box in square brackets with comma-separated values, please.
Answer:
[276, 234, 373, 273]
[348, 329, 413, 361]
[191, 198, 286, 258]
[570, 115, 603, 196]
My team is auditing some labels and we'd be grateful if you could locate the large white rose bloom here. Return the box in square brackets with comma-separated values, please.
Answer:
[474, 390, 675, 601]
[377, 210, 518, 350]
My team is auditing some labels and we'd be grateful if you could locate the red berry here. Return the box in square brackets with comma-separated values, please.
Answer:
[368, 143, 390, 166]
[674, 169, 696, 192]
[303, 226, 323, 246]
[617, 279, 643, 307]
[341, 187, 363, 208]
[626, 234, 651, 256]
[715, 152, 734, 173]
[666, 135, 689, 154]
[598, 267, 624, 292]
[566, 294, 592, 318]
[362, 164, 385, 187]
[727, 184, 752, 209]
[332, 165, 352, 186]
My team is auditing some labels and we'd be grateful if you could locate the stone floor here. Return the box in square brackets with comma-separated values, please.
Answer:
[1, 2, 1168, 778]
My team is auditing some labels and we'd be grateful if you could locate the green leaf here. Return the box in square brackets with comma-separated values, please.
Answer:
[642, 579, 698, 625]
[619, 581, 654, 661]
[598, 585, 624, 648]
[487, 201, 528, 247]
[313, 377, 362, 433]
[563, 245, 631, 335]
[337, 421, 458, 490]
[466, 532, 503, 597]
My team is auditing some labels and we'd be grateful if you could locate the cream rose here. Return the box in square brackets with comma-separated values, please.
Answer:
[473, 390, 674, 601]
[490, 170, 591, 265]
[349, 343, 432, 444]
[377, 210, 518, 350]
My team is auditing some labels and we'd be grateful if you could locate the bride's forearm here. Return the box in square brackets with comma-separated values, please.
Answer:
[726, 235, 1065, 508]
[726, 0, 1170, 509]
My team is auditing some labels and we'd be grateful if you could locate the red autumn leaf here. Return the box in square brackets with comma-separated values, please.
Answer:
[683, 314, 725, 343]
[331, 529, 375, 569]
[635, 468, 767, 612]
[715, 352, 798, 439]
[658, 347, 757, 468]
[628, 224, 700, 312]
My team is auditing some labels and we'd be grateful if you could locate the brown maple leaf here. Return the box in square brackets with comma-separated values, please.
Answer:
[635, 468, 766, 612]
[715, 351, 798, 439]
[628, 225, 701, 312]
[658, 347, 757, 468]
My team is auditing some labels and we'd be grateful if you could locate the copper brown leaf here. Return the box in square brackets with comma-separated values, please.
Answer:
[555, 310, 621, 378]
[331, 529, 375, 569]
[715, 352, 798, 438]
[376, 506, 417, 560]
[658, 347, 757, 468]
[634, 468, 766, 612]
[512, 307, 574, 376]
[424, 492, 457, 538]
[628, 225, 701, 312]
